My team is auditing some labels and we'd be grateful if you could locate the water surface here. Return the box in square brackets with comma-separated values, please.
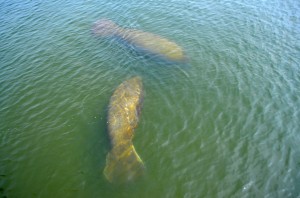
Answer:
[0, 0, 300, 197]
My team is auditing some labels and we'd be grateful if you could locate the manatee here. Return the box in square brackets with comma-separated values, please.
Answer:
[104, 76, 144, 183]
[92, 19, 186, 62]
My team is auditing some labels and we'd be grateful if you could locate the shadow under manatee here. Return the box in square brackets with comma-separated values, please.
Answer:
[0, 186, 7, 198]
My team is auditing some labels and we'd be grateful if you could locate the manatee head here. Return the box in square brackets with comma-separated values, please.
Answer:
[92, 19, 120, 37]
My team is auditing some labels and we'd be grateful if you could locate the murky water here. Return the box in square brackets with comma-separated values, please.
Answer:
[0, 0, 299, 197]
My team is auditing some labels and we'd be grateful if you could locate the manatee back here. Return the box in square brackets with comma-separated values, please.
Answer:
[123, 29, 185, 62]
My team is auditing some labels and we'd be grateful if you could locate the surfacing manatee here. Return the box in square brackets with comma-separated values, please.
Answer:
[92, 19, 186, 62]
[104, 76, 144, 183]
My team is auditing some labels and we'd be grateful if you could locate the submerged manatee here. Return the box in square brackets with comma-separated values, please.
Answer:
[104, 76, 144, 183]
[92, 19, 185, 62]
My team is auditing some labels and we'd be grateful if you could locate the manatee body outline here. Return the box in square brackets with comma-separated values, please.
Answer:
[92, 19, 186, 62]
[104, 76, 144, 183]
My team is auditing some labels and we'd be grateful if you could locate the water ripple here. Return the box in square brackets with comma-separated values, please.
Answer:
[1, 0, 300, 197]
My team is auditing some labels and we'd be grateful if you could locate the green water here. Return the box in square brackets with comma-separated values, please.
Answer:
[1, 0, 300, 197]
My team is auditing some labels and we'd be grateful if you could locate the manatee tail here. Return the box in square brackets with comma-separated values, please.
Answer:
[103, 144, 144, 183]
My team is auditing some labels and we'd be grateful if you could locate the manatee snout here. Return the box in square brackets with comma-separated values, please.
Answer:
[92, 19, 120, 37]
